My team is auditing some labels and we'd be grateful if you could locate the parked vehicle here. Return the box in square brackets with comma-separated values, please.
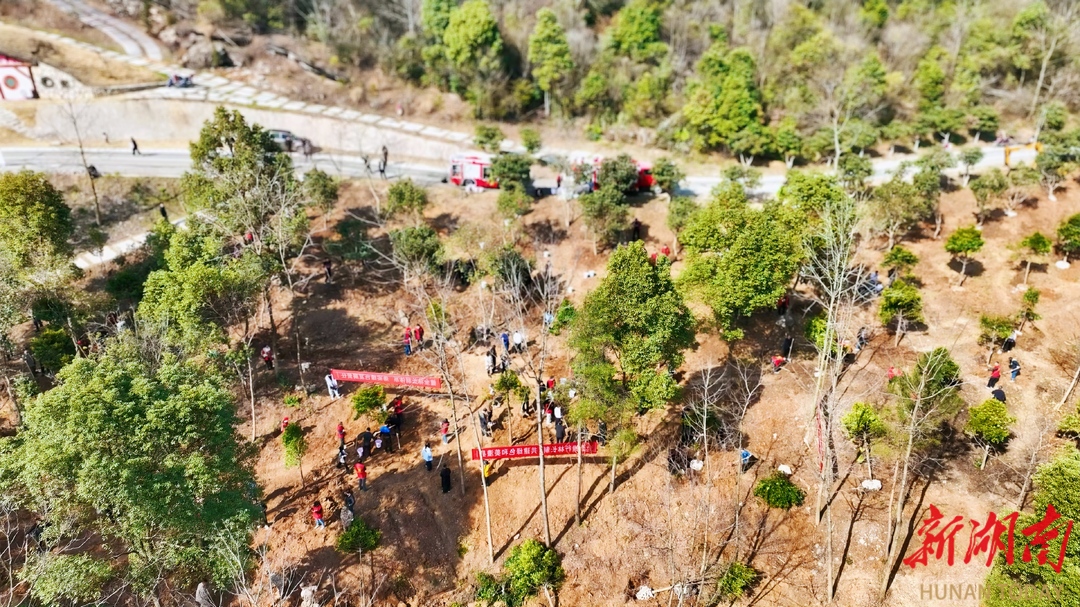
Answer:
[448, 153, 498, 189]
[267, 129, 311, 153]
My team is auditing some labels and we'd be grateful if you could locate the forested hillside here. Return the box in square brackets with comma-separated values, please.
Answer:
[137, 0, 1079, 157]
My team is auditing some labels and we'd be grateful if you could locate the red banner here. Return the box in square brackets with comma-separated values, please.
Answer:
[471, 441, 599, 461]
[331, 369, 443, 390]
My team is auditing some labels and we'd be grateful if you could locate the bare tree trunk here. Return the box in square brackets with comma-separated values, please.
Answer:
[449, 390, 466, 493]
[537, 395, 552, 545]
[1025, 260, 1032, 285]
[980, 445, 990, 469]
[575, 423, 583, 526]
[248, 358, 257, 442]
[294, 321, 306, 393]
[471, 411, 495, 565]
[1057, 362, 1080, 411]
[958, 259, 969, 286]
[609, 452, 617, 495]
[1030, 38, 1058, 117]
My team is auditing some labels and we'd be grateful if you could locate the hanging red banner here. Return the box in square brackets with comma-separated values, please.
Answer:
[331, 369, 443, 390]
[471, 441, 599, 461]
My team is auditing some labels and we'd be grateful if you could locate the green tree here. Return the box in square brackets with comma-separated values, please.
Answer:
[0, 171, 73, 268]
[968, 106, 1000, 141]
[1017, 232, 1052, 284]
[772, 117, 804, 168]
[579, 186, 629, 253]
[683, 46, 765, 159]
[497, 182, 534, 219]
[390, 225, 444, 275]
[969, 168, 1007, 226]
[1057, 213, 1080, 261]
[882, 246, 919, 277]
[650, 157, 683, 194]
[838, 154, 872, 193]
[607, 0, 667, 63]
[966, 399, 1015, 469]
[282, 421, 307, 484]
[475, 539, 565, 607]
[878, 279, 924, 346]
[474, 124, 505, 153]
[303, 168, 339, 220]
[678, 186, 803, 338]
[0, 340, 258, 598]
[1018, 287, 1040, 330]
[520, 128, 542, 154]
[984, 448, 1080, 607]
[421, 0, 455, 38]
[842, 402, 887, 477]
[528, 8, 574, 117]
[138, 225, 263, 353]
[665, 196, 698, 254]
[978, 315, 1014, 362]
[489, 153, 533, 187]
[20, 553, 112, 605]
[351, 385, 385, 419]
[29, 326, 76, 374]
[859, 0, 889, 28]
[386, 179, 430, 221]
[571, 240, 695, 411]
[754, 473, 805, 509]
[443, 0, 505, 88]
[944, 226, 984, 286]
[777, 171, 845, 217]
[958, 147, 985, 187]
[598, 154, 641, 194]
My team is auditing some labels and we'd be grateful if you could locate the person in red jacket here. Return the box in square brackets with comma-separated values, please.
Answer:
[354, 462, 367, 491]
[336, 422, 346, 448]
[987, 363, 1001, 389]
[312, 501, 325, 529]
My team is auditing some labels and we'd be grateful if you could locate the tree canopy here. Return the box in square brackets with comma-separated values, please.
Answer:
[0, 340, 257, 599]
[570, 241, 695, 410]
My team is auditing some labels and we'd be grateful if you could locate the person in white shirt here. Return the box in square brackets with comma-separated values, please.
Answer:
[325, 373, 340, 398]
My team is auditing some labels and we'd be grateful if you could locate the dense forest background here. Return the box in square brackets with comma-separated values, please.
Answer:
[144, 0, 1080, 158]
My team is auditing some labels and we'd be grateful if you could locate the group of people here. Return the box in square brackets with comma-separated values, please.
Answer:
[403, 324, 425, 356]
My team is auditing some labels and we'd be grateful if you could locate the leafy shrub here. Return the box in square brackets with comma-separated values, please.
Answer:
[497, 181, 534, 218]
[105, 262, 156, 302]
[21, 553, 111, 605]
[804, 312, 840, 357]
[651, 157, 684, 193]
[753, 473, 805, 509]
[386, 179, 429, 219]
[491, 153, 533, 187]
[713, 562, 757, 602]
[549, 299, 576, 335]
[598, 154, 640, 194]
[475, 539, 564, 607]
[335, 518, 381, 553]
[520, 128, 542, 154]
[30, 327, 76, 373]
[352, 385, 385, 419]
[474, 124, 505, 153]
[325, 218, 374, 262]
[282, 422, 306, 467]
[283, 393, 302, 408]
[303, 168, 339, 213]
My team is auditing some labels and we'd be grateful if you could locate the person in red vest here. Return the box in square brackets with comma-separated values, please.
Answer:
[413, 325, 425, 351]
[403, 327, 413, 356]
[987, 363, 1001, 389]
[354, 461, 367, 491]
[546, 377, 555, 391]
[441, 418, 450, 444]
[261, 345, 274, 370]
[336, 422, 345, 448]
[661, 244, 671, 258]
[771, 355, 786, 374]
[311, 501, 325, 529]
[281, 416, 290, 432]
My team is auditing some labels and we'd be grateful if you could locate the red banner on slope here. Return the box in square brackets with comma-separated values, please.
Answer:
[471, 441, 599, 461]
[331, 369, 443, 390]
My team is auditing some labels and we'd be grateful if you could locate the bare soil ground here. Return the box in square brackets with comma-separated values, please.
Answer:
[229, 175, 1080, 607]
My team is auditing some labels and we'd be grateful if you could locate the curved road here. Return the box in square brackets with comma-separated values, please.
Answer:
[46, 0, 163, 60]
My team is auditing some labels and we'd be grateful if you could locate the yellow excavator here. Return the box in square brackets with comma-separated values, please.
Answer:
[1004, 142, 1043, 166]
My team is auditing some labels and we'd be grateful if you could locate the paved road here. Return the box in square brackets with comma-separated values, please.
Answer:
[0, 144, 1039, 200]
[45, 0, 163, 60]
[0, 146, 446, 183]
